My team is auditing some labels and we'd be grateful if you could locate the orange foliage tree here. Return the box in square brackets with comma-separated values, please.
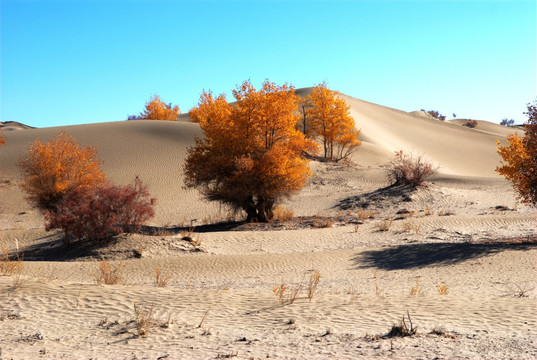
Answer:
[132, 94, 180, 121]
[18, 131, 107, 211]
[496, 99, 537, 206]
[306, 83, 361, 161]
[184, 80, 317, 222]
[0, 129, 5, 146]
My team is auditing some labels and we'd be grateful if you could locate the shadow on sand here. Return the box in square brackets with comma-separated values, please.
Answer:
[337, 184, 415, 210]
[352, 240, 537, 270]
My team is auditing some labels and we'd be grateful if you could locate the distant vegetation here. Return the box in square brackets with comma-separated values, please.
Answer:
[497, 99, 537, 207]
[464, 120, 478, 128]
[128, 94, 180, 121]
[500, 118, 515, 127]
[421, 109, 446, 121]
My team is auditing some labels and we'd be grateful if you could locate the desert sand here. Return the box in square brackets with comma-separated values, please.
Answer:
[0, 91, 535, 359]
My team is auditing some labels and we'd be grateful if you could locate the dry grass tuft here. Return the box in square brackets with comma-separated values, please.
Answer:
[273, 281, 302, 305]
[357, 209, 375, 221]
[273, 206, 294, 221]
[1, 247, 23, 276]
[410, 279, 424, 295]
[154, 268, 171, 288]
[94, 260, 125, 285]
[313, 218, 334, 228]
[374, 270, 384, 296]
[133, 302, 156, 337]
[437, 283, 449, 295]
[377, 219, 393, 232]
[307, 270, 321, 300]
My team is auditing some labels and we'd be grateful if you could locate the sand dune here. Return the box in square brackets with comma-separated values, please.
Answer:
[0, 91, 535, 359]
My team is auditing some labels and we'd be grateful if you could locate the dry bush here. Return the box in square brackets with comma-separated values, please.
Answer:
[385, 151, 437, 187]
[464, 120, 478, 128]
[313, 218, 334, 228]
[402, 221, 413, 233]
[437, 283, 449, 295]
[45, 176, 156, 245]
[94, 260, 125, 285]
[438, 209, 455, 216]
[377, 219, 392, 232]
[409, 279, 424, 295]
[424, 205, 433, 216]
[181, 227, 202, 247]
[0, 248, 22, 276]
[272, 206, 294, 221]
[357, 209, 375, 221]
[387, 311, 417, 337]
[154, 268, 170, 288]
[307, 270, 321, 300]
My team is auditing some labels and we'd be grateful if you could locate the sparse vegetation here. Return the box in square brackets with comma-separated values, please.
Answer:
[387, 311, 417, 337]
[422, 109, 446, 121]
[273, 280, 302, 305]
[154, 268, 170, 288]
[313, 218, 334, 228]
[377, 219, 392, 232]
[0, 248, 22, 276]
[307, 270, 321, 300]
[94, 260, 125, 285]
[374, 270, 384, 296]
[272, 206, 294, 221]
[437, 283, 449, 295]
[385, 151, 437, 187]
[357, 209, 375, 221]
[500, 118, 515, 127]
[133, 302, 157, 336]
[410, 279, 424, 295]
[464, 119, 478, 128]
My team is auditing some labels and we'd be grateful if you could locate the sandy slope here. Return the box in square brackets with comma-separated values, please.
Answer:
[0, 91, 535, 359]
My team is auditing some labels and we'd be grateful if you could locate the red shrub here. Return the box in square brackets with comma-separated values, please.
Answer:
[385, 151, 437, 187]
[45, 177, 156, 245]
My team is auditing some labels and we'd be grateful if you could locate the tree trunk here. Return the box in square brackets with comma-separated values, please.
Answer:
[244, 196, 258, 222]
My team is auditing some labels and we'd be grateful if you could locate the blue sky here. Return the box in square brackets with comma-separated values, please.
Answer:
[1, 0, 535, 128]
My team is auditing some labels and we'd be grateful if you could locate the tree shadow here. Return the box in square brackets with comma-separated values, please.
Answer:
[353, 240, 537, 270]
[18, 232, 117, 261]
[337, 184, 415, 210]
[138, 221, 245, 235]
